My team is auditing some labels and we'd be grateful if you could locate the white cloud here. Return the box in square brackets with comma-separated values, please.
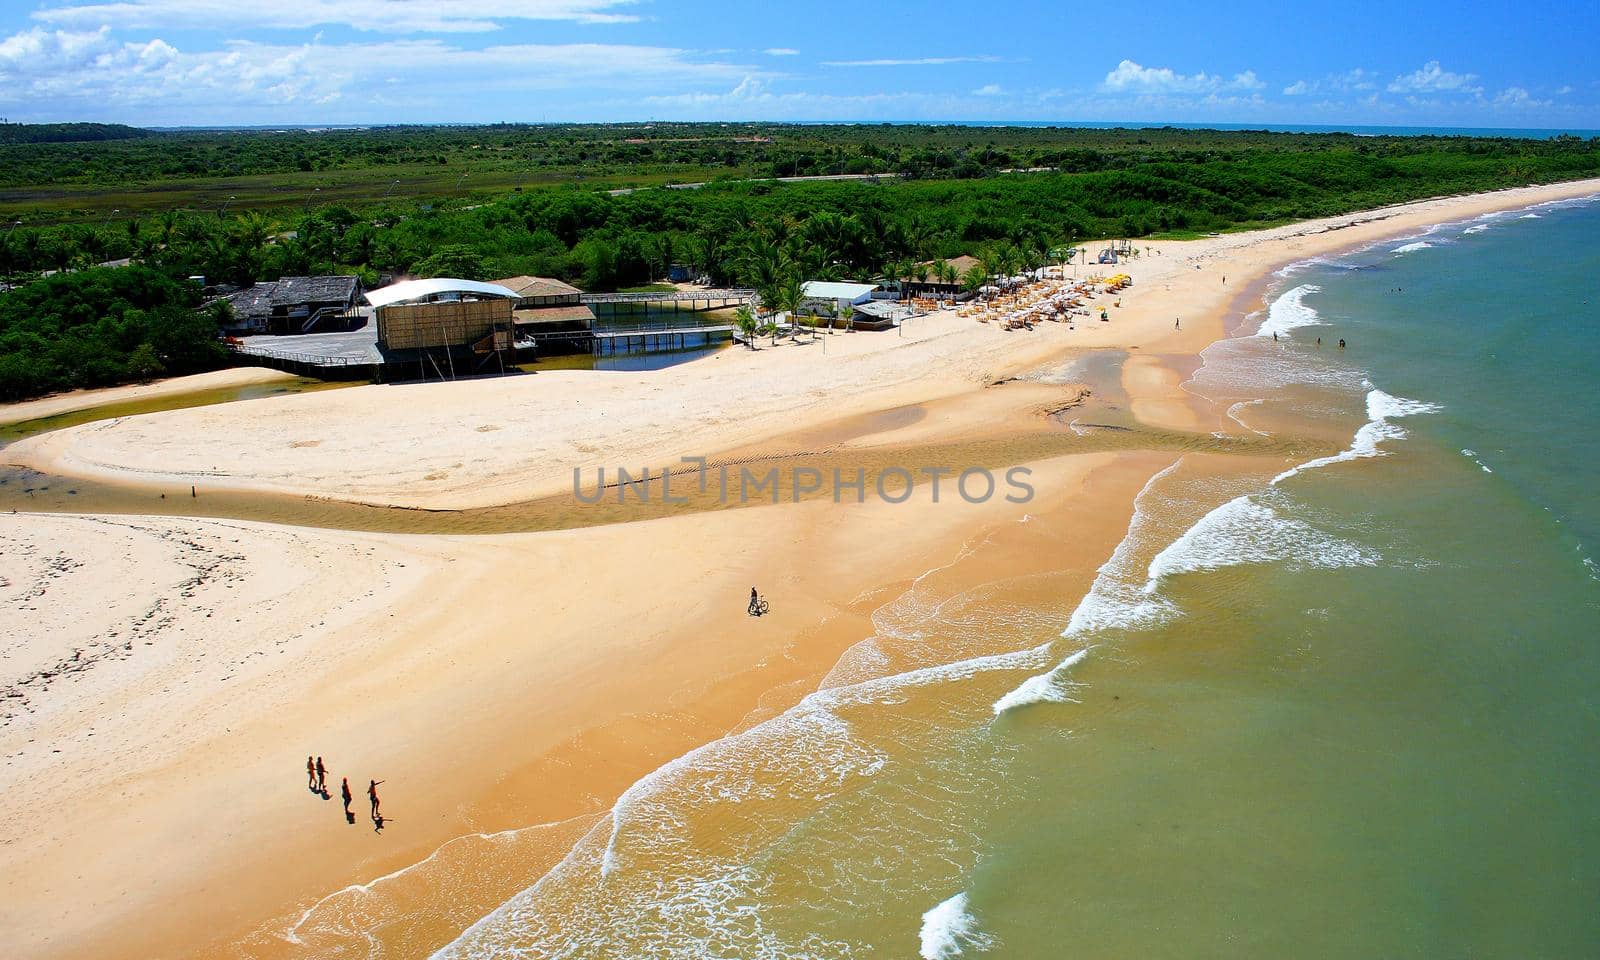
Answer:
[825, 55, 1001, 68]
[1231, 70, 1264, 90]
[973, 83, 1002, 96]
[1493, 86, 1551, 109]
[1387, 60, 1481, 94]
[31, 0, 641, 34]
[1102, 59, 1260, 94]
[1555, 85, 1573, 95]
[0, 26, 758, 117]
[763, 48, 799, 57]
[1283, 68, 1375, 96]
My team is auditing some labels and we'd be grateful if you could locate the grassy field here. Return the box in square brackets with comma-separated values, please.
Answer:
[0, 162, 767, 224]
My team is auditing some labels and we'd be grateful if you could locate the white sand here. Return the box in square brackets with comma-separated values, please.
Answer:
[0, 367, 296, 426]
[10, 178, 1595, 510]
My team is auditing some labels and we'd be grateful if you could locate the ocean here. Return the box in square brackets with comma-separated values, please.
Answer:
[282, 198, 1600, 958]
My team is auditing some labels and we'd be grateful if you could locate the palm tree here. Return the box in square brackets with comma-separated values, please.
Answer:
[839, 303, 855, 333]
[774, 273, 807, 340]
[883, 260, 909, 302]
[741, 234, 789, 324]
[733, 304, 759, 349]
[962, 265, 988, 299]
[978, 247, 1005, 286]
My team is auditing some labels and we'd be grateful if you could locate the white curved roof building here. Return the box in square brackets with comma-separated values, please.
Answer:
[364, 278, 521, 309]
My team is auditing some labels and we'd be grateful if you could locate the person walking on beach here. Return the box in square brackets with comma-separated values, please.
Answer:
[315, 757, 327, 794]
[1174, 317, 1180, 330]
[306, 756, 316, 791]
[341, 777, 353, 818]
[368, 779, 384, 819]
[749, 586, 760, 616]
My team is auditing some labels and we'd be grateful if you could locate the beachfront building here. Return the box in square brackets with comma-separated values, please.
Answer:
[367, 278, 522, 376]
[801, 280, 879, 312]
[492, 275, 597, 340]
[850, 299, 911, 331]
[906, 255, 982, 300]
[221, 275, 362, 335]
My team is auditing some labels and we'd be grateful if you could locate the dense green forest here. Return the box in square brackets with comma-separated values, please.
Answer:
[0, 123, 1597, 401]
[0, 121, 152, 146]
[0, 267, 229, 401]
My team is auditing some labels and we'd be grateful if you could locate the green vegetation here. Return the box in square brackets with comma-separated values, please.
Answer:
[0, 266, 229, 401]
[0, 121, 153, 146]
[0, 122, 1596, 401]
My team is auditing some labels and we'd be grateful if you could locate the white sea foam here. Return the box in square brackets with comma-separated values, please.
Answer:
[1272, 387, 1440, 485]
[1059, 460, 1187, 638]
[992, 648, 1090, 715]
[1226, 399, 1271, 437]
[1463, 224, 1490, 235]
[919, 893, 995, 959]
[1520, 212, 1541, 219]
[1392, 240, 1433, 254]
[1144, 495, 1378, 584]
[1461, 449, 1493, 473]
[1256, 283, 1323, 338]
[598, 640, 1054, 876]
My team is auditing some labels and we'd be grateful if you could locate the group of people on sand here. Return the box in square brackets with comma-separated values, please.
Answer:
[307, 755, 384, 828]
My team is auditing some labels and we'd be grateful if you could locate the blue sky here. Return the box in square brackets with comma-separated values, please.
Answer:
[1, 0, 1596, 128]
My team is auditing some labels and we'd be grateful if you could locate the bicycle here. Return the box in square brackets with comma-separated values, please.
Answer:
[748, 596, 769, 617]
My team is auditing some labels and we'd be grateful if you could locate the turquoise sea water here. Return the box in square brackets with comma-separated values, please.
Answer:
[406, 199, 1600, 959]
[952, 196, 1600, 958]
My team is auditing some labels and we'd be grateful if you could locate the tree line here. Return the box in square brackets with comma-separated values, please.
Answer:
[1, 125, 1597, 401]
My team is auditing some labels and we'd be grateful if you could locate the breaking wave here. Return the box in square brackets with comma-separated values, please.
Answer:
[1392, 241, 1433, 254]
[1144, 495, 1379, 585]
[1271, 387, 1441, 485]
[919, 893, 995, 959]
[991, 648, 1090, 716]
[1255, 283, 1323, 339]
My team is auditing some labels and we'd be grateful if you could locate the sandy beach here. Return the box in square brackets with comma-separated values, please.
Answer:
[0, 367, 298, 427]
[2, 176, 1596, 960]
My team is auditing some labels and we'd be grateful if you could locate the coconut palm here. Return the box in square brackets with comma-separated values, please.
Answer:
[774, 273, 807, 340]
[978, 247, 1005, 285]
[839, 304, 855, 333]
[733, 304, 759, 349]
[883, 260, 909, 302]
[962, 265, 988, 299]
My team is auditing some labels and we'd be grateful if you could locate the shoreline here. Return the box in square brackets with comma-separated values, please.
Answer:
[6, 176, 1596, 511]
[2, 178, 1596, 959]
[0, 367, 300, 427]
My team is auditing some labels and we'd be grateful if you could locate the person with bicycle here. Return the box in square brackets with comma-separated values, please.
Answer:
[748, 586, 767, 617]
